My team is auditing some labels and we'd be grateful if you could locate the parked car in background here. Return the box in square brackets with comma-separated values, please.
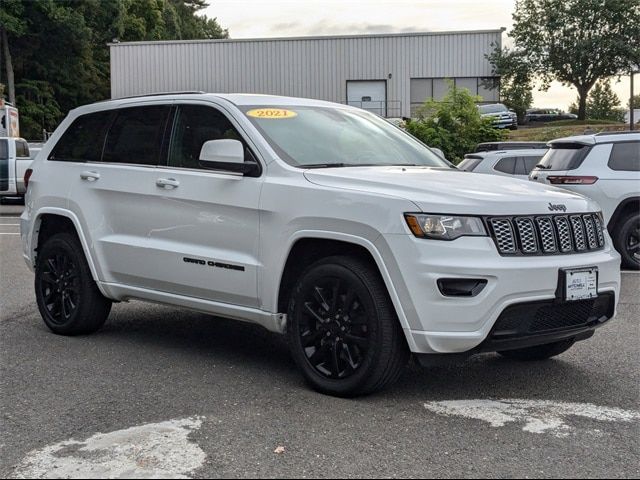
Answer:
[478, 103, 518, 130]
[458, 149, 547, 179]
[475, 141, 548, 153]
[1, 137, 32, 200]
[530, 132, 640, 269]
[21, 93, 621, 397]
[525, 108, 578, 123]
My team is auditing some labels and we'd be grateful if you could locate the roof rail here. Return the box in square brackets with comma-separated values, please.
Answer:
[111, 91, 206, 101]
[594, 130, 638, 136]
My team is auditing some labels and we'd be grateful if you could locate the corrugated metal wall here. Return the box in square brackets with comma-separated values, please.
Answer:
[110, 30, 501, 118]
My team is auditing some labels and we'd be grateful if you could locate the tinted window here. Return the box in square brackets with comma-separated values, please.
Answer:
[537, 144, 590, 171]
[494, 156, 517, 174]
[169, 105, 247, 169]
[0, 140, 7, 160]
[458, 156, 483, 171]
[15, 140, 30, 158]
[0, 140, 7, 191]
[478, 104, 508, 114]
[608, 142, 640, 171]
[521, 156, 543, 175]
[49, 111, 114, 162]
[103, 106, 170, 166]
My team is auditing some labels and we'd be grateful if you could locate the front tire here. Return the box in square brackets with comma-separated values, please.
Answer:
[35, 232, 112, 335]
[287, 256, 409, 397]
[498, 339, 575, 361]
[613, 213, 640, 270]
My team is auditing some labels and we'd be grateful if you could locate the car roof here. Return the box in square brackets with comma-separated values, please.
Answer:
[468, 148, 548, 158]
[73, 92, 346, 115]
[549, 131, 640, 146]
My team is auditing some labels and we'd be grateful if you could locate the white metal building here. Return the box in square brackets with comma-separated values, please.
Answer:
[109, 30, 502, 118]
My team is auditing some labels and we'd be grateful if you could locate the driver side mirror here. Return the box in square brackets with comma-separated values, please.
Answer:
[199, 139, 259, 175]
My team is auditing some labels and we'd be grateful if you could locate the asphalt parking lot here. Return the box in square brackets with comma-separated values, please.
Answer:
[1, 203, 638, 478]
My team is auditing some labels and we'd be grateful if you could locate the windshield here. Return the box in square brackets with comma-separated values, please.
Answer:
[458, 156, 483, 171]
[241, 105, 449, 168]
[536, 144, 591, 171]
[478, 104, 508, 114]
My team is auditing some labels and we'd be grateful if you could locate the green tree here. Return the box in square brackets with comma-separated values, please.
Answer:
[486, 46, 534, 123]
[509, 0, 640, 120]
[1, 0, 228, 139]
[569, 80, 626, 121]
[406, 82, 505, 164]
[629, 94, 640, 109]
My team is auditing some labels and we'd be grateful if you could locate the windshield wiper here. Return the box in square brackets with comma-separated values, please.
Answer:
[302, 163, 352, 168]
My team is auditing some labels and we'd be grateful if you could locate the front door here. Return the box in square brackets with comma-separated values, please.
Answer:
[146, 102, 263, 307]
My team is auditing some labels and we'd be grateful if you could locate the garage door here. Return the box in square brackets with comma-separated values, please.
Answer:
[347, 81, 386, 117]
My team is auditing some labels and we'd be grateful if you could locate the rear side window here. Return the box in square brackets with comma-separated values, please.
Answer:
[15, 140, 30, 158]
[103, 106, 171, 166]
[458, 156, 483, 171]
[537, 144, 590, 171]
[516, 156, 544, 175]
[49, 111, 114, 162]
[608, 142, 640, 171]
[494, 156, 517, 174]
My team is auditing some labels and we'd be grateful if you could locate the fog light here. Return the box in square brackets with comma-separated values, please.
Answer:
[437, 278, 487, 297]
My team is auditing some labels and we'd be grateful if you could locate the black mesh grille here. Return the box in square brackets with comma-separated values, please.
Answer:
[489, 213, 605, 256]
[490, 293, 615, 338]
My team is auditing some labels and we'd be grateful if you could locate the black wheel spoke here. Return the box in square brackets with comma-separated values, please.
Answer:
[344, 333, 368, 348]
[38, 249, 80, 326]
[41, 272, 58, 285]
[330, 280, 341, 314]
[308, 342, 330, 366]
[301, 329, 324, 348]
[304, 302, 326, 324]
[330, 341, 341, 377]
[313, 287, 330, 312]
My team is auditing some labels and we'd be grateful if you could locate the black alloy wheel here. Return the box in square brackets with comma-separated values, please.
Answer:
[287, 256, 409, 397]
[37, 252, 80, 325]
[299, 277, 370, 379]
[35, 232, 112, 335]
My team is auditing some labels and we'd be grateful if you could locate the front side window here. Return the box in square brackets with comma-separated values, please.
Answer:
[168, 105, 249, 169]
[608, 142, 640, 171]
[0, 140, 7, 160]
[242, 105, 449, 168]
[494, 156, 517, 174]
[103, 106, 171, 166]
[49, 111, 114, 162]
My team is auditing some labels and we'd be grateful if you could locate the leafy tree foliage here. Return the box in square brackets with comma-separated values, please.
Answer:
[569, 80, 626, 122]
[509, 0, 640, 120]
[0, 0, 228, 139]
[406, 83, 505, 164]
[486, 46, 534, 123]
[629, 94, 640, 110]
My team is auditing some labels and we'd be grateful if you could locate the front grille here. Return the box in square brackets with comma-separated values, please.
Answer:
[488, 213, 605, 256]
[489, 293, 615, 339]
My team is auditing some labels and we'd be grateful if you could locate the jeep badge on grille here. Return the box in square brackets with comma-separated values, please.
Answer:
[548, 203, 567, 212]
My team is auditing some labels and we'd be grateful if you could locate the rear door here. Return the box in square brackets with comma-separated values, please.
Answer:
[60, 103, 173, 287]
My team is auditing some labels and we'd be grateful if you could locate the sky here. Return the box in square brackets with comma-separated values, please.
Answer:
[204, 0, 637, 111]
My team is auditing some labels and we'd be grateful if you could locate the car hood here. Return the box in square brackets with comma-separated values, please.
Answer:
[303, 166, 599, 215]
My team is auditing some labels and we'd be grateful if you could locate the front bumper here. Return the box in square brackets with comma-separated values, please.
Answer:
[377, 233, 621, 355]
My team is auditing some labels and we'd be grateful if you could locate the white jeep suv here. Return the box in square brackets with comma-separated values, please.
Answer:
[530, 132, 640, 269]
[21, 93, 621, 396]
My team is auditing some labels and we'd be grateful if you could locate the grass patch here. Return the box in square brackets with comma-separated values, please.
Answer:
[509, 123, 630, 142]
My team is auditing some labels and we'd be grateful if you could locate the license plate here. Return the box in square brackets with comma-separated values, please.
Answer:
[563, 267, 598, 301]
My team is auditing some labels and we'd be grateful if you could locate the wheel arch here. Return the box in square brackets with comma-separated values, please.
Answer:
[608, 197, 640, 233]
[29, 208, 106, 294]
[274, 232, 413, 336]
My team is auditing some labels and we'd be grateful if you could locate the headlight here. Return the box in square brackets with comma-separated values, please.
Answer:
[404, 213, 487, 240]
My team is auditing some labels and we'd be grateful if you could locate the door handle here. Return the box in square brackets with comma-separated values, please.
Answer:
[80, 171, 100, 181]
[156, 178, 180, 189]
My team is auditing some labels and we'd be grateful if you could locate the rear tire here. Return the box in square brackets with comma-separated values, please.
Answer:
[613, 213, 640, 270]
[287, 255, 409, 397]
[35, 232, 112, 335]
[498, 339, 575, 361]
